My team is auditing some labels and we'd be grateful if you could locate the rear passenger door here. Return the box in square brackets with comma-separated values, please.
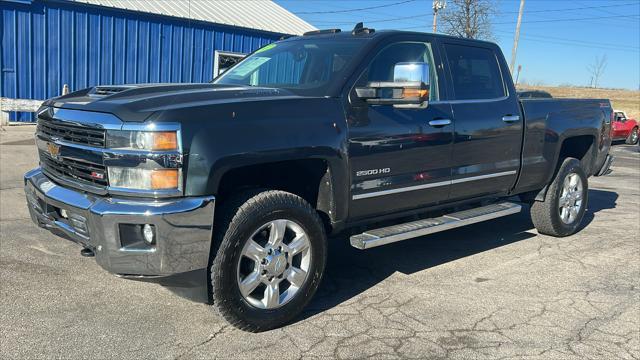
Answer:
[442, 42, 522, 200]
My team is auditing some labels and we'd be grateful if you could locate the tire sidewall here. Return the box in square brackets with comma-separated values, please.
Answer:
[549, 159, 588, 236]
[627, 127, 638, 145]
[212, 194, 326, 330]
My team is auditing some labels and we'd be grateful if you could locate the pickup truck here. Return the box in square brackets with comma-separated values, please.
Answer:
[24, 25, 614, 332]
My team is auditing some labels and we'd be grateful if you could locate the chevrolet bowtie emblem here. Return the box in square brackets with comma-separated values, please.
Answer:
[46, 142, 61, 158]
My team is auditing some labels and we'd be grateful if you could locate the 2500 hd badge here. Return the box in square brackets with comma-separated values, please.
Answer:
[356, 168, 391, 177]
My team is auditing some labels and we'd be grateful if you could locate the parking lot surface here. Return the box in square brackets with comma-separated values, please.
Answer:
[1, 126, 639, 359]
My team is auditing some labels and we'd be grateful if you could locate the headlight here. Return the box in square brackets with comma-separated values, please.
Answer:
[106, 130, 178, 151]
[108, 167, 181, 190]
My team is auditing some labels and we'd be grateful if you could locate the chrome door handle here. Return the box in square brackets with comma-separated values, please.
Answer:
[502, 115, 520, 123]
[428, 119, 451, 127]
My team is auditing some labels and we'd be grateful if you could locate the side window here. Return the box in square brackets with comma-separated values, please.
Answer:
[360, 42, 439, 101]
[445, 44, 506, 100]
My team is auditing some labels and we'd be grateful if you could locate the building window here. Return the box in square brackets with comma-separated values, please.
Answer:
[213, 51, 246, 78]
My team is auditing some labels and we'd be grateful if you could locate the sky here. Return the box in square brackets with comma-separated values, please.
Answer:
[276, 0, 640, 90]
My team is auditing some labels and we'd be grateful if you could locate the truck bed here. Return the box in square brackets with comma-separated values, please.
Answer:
[516, 98, 612, 193]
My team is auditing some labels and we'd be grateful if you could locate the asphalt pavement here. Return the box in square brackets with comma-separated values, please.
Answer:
[1, 125, 638, 359]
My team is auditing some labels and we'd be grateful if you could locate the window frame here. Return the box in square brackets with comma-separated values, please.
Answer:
[441, 42, 509, 102]
[348, 40, 441, 103]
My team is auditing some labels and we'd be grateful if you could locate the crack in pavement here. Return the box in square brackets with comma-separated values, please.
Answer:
[173, 324, 230, 360]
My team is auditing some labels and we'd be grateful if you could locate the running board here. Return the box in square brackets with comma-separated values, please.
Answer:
[350, 202, 522, 250]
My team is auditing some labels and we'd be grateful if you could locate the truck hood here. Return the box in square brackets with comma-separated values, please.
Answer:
[44, 83, 307, 122]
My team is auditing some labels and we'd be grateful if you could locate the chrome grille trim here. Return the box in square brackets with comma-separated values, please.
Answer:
[38, 150, 108, 187]
[38, 118, 106, 147]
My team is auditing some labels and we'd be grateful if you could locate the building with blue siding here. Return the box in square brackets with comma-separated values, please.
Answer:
[0, 0, 315, 121]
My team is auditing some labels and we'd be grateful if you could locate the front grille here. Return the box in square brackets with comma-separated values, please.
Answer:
[39, 151, 108, 187]
[38, 118, 106, 147]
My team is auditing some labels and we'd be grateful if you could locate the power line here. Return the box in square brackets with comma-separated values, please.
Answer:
[575, 0, 629, 17]
[398, 13, 639, 30]
[303, 2, 638, 18]
[307, 2, 639, 28]
[499, 1, 640, 15]
[494, 13, 640, 25]
[495, 31, 639, 50]
[494, 33, 640, 53]
[311, 13, 431, 26]
[294, 0, 416, 15]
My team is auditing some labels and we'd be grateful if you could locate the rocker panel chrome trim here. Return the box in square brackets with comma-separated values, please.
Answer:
[352, 170, 517, 200]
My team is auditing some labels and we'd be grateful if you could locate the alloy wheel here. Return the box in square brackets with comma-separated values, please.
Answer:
[558, 173, 583, 224]
[236, 219, 312, 309]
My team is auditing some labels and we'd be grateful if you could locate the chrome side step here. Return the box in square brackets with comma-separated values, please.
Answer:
[350, 202, 522, 250]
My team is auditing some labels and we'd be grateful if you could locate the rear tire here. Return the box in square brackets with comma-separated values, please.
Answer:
[210, 190, 327, 332]
[625, 127, 638, 145]
[530, 158, 588, 237]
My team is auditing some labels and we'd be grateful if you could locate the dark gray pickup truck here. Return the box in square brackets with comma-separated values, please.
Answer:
[25, 26, 613, 331]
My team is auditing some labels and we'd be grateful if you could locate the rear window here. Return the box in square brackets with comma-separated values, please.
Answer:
[445, 44, 506, 100]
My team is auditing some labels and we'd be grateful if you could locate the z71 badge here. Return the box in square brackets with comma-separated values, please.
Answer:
[356, 168, 391, 177]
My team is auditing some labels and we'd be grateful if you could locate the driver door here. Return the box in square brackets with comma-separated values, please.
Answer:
[346, 40, 454, 219]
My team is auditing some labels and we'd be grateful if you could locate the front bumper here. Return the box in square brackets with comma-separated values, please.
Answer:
[24, 167, 215, 277]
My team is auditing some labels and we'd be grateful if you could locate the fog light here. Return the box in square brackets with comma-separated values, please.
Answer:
[142, 224, 155, 244]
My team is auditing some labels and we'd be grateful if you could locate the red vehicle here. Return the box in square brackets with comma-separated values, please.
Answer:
[612, 110, 639, 144]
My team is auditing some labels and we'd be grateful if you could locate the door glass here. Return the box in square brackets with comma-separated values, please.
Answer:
[445, 44, 506, 100]
[359, 42, 439, 101]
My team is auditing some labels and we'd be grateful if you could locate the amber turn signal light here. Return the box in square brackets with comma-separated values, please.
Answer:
[150, 169, 179, 189]
[403, 88, 429, 98]
[151, 132, 178, 151]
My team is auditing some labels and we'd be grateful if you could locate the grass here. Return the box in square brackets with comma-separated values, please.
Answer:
[517, 85, 640, 120]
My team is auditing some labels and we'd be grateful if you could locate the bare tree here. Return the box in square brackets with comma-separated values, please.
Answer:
[439, 0, 497, 40]
[587, 55, 607, 88]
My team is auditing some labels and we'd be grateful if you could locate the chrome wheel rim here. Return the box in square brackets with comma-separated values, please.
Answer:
[558, 173, 583, 224]
[236, 219, 312, 309]
[631, 129, 638, 143]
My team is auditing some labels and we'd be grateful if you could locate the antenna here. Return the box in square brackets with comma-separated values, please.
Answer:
[352, 22, 375, 35]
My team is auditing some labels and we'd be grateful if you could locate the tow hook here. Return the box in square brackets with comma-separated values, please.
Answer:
[80, 248, 95, 257]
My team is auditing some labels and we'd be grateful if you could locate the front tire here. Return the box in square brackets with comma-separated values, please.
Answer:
[530, 158, 588, 237]
[210, 190, 327, 332]
[626, 127, 638, 145]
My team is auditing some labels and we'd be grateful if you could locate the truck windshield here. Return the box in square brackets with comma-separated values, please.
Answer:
[213, 38, 367, 96]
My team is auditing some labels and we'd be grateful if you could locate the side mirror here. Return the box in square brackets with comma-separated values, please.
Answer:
[355, 62, 430, 107]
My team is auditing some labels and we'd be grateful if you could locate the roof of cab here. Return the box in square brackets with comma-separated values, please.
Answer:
[281, 28, 500, 48]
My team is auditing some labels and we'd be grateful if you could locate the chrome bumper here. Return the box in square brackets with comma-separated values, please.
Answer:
[24, 167, 215, 277]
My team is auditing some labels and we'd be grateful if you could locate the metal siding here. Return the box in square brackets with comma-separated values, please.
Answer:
[1, 1, 280, 121]
[67, 0, 316, 36]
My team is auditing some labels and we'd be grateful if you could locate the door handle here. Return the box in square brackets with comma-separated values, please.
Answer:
[428, 119, 452, 127]
[502, 115, 520, 123]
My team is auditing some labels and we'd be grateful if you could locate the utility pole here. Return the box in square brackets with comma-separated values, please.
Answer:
[510, 0, 525, 75]
[515, 65, 522, 86]
[432, 0, 446, 33]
